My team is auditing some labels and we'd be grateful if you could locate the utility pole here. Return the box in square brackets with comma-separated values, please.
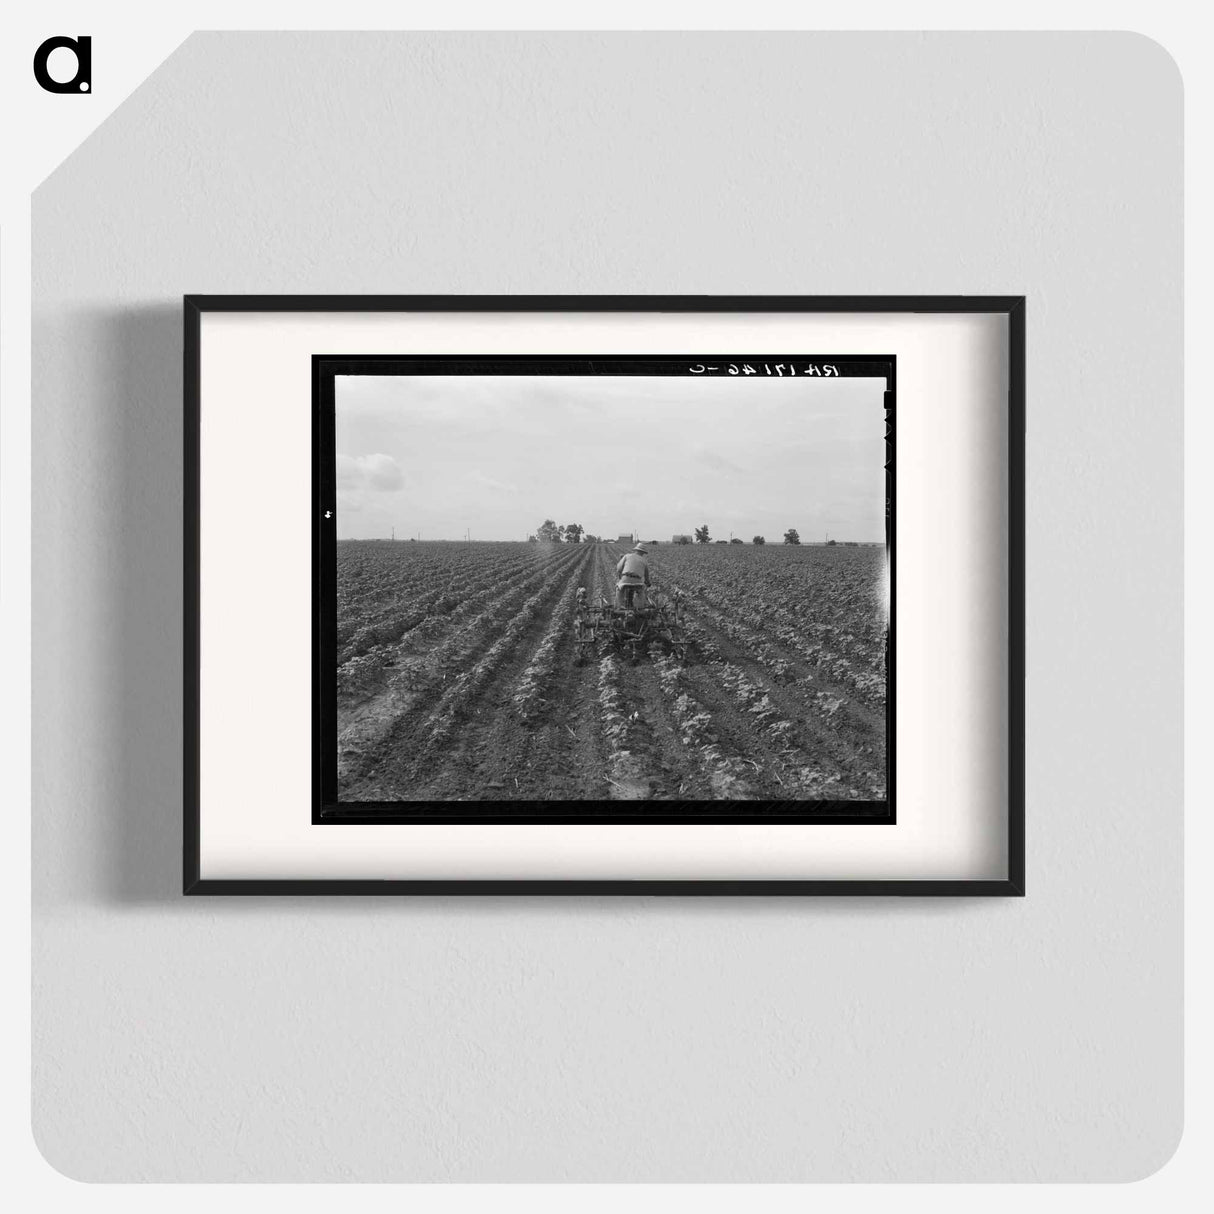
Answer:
[391, 526, 395, 542]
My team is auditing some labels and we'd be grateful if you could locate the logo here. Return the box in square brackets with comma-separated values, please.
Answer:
[33, 35, 91, 94]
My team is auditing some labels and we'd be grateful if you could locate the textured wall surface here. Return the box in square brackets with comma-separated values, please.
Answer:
[32, 33, 1182, 1181]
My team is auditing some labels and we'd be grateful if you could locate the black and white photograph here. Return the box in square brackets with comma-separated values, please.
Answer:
[319, 355, 893, 821]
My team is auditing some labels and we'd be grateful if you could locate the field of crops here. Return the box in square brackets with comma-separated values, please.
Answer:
[335, 540, 888, 805]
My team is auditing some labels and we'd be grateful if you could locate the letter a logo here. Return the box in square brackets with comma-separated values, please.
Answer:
[34, 36, 92, 94]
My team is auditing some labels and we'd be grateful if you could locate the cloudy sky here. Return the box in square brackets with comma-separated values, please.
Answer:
[335, 374, 887, 542]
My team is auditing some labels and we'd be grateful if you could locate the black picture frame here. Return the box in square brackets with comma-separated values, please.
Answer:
[184, 295, 1025, 896]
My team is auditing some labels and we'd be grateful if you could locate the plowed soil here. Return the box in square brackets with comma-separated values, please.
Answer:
[336, 540, 887, 806]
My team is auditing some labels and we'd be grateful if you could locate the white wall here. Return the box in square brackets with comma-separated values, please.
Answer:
[31, 32, 1182, 1181]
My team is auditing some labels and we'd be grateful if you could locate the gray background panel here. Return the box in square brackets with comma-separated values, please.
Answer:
[32, 32, 1181, 1181]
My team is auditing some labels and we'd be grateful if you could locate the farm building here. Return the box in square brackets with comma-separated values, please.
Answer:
[616, 533, 634, 544]
[671, 534, 692, 544]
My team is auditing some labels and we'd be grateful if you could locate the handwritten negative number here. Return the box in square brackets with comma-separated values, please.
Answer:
[689, 363, 840, 377]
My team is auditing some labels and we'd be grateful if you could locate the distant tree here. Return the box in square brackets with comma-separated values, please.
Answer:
[783, 528, 801, 545]
[564, 523, 584, 543]
[752, 535, 766, 545]
[537, 519, 561, 542]
[694, 525, 711, 544]
[674, 535, 692, 545]
[730, 537, 743, 544]
[825, 538, 837, 546]
[527, 535, 537, 544]
[583, 533, 598, 544]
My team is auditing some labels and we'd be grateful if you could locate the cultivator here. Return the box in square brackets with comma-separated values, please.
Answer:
[573, 586, 690, 664]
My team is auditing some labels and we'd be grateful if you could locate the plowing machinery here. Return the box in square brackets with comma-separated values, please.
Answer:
[573, 585, 690, 664]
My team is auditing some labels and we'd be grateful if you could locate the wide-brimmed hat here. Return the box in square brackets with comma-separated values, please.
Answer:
[633, 543, 648, 554]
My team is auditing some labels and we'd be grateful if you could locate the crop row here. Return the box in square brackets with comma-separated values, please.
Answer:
[420, 550, 589, 750]
[713, 660, 876, 799]
[337, 542, 522, 625]
[511, 574, 583, 721]
[338, 545, 585, 705]
[650, 655, 756, 798]
[596, 654, 646, 797]
[338, 542, 572, 666]
[660, 563, 885, 711]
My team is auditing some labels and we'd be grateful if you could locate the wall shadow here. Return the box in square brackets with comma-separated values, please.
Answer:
[94, 304, 184, 905]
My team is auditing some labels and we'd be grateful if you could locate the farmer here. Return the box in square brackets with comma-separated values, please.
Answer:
[616, 543, 651, 610]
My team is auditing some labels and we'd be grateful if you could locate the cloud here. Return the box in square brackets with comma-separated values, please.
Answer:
[336, 453, 404, 492]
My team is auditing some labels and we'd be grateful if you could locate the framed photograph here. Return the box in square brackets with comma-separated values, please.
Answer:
[185, 296, 1024, 894]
